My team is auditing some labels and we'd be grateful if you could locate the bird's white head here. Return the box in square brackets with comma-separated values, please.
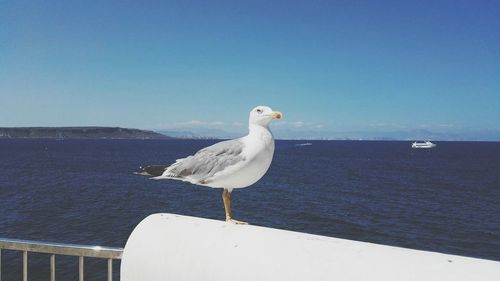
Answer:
[249, 106, 282, 127]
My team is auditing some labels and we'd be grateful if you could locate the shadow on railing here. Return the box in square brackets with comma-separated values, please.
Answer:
[0, 237, 123, 281]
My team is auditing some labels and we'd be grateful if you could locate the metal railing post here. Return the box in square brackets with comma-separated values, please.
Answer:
[50, 254, 55, 281]
[23, 251, 27, 281]
[79, 256, 84, 281]
[107, 258, 112, 281]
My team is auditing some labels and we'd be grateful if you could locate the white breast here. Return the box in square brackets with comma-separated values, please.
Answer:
[208, 125, 275, 190]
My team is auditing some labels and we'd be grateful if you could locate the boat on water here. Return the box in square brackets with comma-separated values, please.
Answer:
[411, 141, 436, 148]
[296, 143, 312, 146]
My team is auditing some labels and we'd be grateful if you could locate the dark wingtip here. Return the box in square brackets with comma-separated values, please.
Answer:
[134, 166, 150, 176]
[135, 165, 168, 177]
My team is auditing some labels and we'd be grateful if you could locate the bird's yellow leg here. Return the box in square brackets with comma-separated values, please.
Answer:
[222, 189, 248, 225]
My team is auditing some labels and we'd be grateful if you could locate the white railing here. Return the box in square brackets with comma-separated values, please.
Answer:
[121, 213, 500, 281]
[0, 237, 123, 281]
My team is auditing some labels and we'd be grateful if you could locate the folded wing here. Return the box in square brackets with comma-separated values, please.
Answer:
[157, 139, 246, 185]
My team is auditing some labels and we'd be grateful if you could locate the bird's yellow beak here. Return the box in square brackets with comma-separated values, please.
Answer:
[271, 111, 282, 119]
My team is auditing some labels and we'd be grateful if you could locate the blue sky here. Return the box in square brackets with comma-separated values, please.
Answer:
[1, 1, 499, 138]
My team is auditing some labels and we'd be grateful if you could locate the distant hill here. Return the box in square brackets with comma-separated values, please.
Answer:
[159, 126, 500, 141]
[158, 128, 241, 139]
[0, 127, 172, 139]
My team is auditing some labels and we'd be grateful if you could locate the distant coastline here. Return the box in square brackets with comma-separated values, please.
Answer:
[1, 127, 498, 142]
[0, 127, 171, 139]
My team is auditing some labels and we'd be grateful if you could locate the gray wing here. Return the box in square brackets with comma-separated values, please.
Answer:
[161, 139, 246, 184]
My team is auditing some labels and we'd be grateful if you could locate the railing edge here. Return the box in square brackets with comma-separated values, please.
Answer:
[0, 237, 123, 259]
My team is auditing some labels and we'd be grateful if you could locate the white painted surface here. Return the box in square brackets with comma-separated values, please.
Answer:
[121, 214, 500, 281]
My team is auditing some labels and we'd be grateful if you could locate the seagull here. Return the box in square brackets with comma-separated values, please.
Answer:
[136, 106, 282, 224]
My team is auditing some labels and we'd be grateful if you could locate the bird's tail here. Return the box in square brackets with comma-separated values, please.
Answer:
[134, 165, 169, 177]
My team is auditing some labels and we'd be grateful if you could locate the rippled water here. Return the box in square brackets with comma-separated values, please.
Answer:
[1, 139, 499, 279]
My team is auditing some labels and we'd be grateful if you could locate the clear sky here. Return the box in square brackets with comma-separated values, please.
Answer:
[1, 1, 499, 137]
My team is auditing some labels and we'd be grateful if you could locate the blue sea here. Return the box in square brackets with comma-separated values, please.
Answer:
[1, 139, 500, 279]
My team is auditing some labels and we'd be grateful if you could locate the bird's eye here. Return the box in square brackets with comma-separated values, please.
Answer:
[256, 109, 263, 114]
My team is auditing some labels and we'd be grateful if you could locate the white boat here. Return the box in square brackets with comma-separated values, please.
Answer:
[296, 143, 312, 146]
[411, 141, 436, 148]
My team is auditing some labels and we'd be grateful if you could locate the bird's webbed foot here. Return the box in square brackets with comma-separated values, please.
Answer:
[226, 217, 249, 225]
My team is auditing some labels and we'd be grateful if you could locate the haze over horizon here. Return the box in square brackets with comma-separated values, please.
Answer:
[1, 1, 499, 140]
